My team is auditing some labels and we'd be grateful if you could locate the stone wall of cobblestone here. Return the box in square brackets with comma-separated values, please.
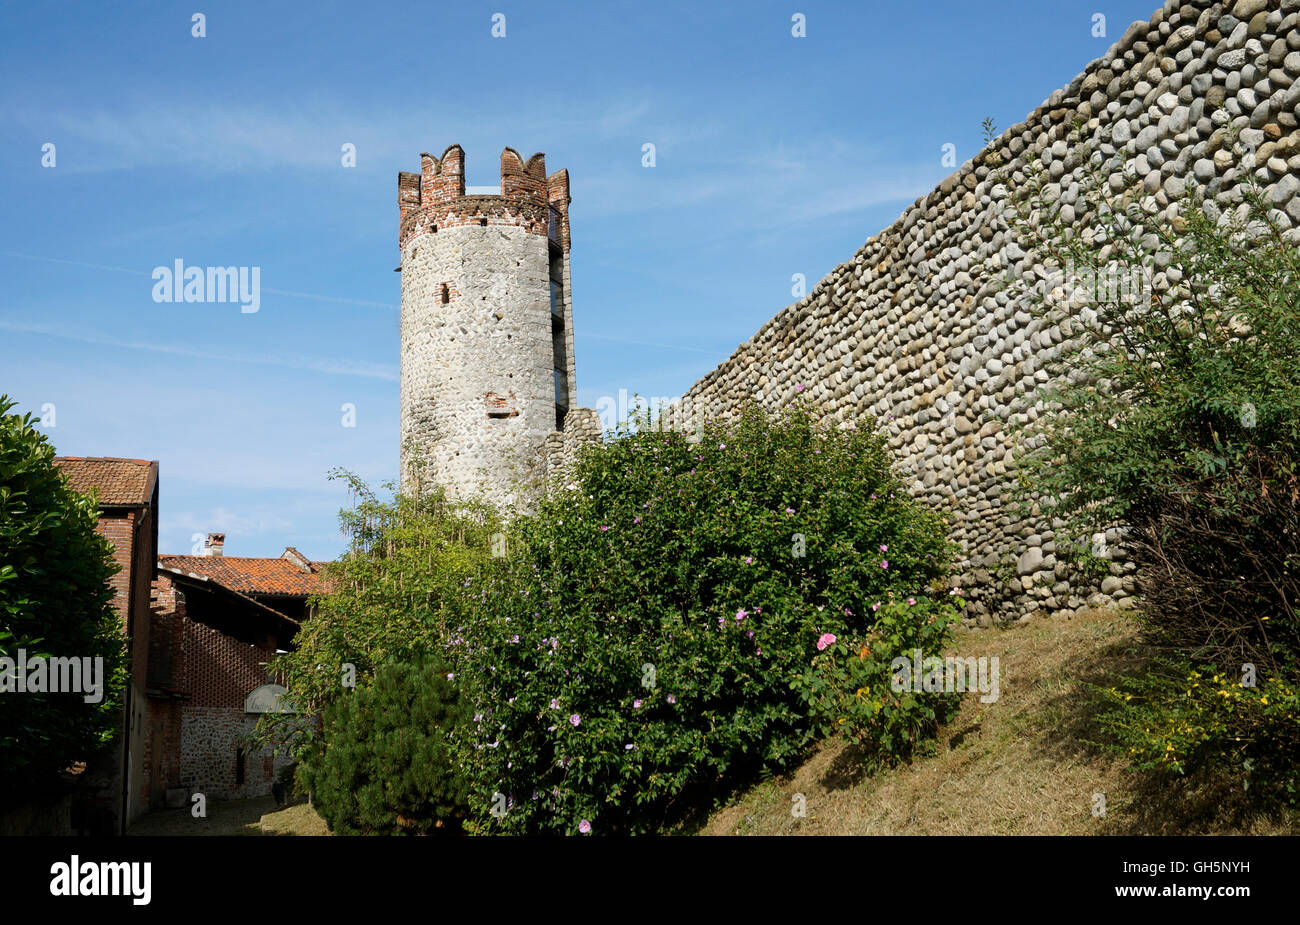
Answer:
[674, 0, 1300, 623]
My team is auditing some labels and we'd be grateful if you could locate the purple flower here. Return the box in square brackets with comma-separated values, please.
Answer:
[634, 516, 641, 524]
[579, 820, 592, 834]
[907, 597, 917, 606]
[667, 694, 677, 704]
[735, 608, 748, 623]
[550, 698, 560, 709]
[796, 383, 805, 392]
[745, 629, 755, 639]
[880, 560, 889, 570]
[569, 713, 581, 727]
[633, 699, 643, 709]
[879, 544, 889, 554]
[816, 633, 837, 651]
[745, 557, 753, 565]
[599, 525, 610, 532]
[844, 607, 853, 616]
[625, 743, 636, 750]
[785, 507, 795, 514]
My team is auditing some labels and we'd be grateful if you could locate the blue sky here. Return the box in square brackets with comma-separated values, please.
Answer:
[0, 0, 1159, 561]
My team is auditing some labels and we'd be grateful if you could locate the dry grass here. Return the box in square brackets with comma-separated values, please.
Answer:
[701, 607, 1298, 836]
[128, 796, 330, 837]
[259, 800, 331, 836]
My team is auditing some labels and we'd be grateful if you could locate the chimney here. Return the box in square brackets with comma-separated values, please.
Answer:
[205, 533, 225, 557]
[282, 546, 312, 573]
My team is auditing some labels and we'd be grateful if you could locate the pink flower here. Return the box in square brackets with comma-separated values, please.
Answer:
[843, 607, 853, 616]
[785, 507, 795, 515]
[907, 597, 916, 606]
[634, 516, 641, 524]
[796, 383, 805, 392]
[879, 544, 888, 553]
[579, 820, 592, 834]
[745, 557, 753, 565]
[880, 560, 889, 570]
[550, 698, 560, 709]
[599, 525, 610, 532]
[735, 608, 748, 623]
[872, 602, 881, 612]
[667, 694, 677, 704]
[625, 743, 636, 750]
[632, 699, 643, 709]
[569, 713, 581, 727]
[816, 633, 837, 651]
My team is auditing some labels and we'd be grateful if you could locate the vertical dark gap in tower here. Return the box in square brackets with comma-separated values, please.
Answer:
[550, 229, 568, 431]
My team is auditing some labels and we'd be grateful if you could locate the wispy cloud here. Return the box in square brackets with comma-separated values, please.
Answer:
[0, 251, 396, 310]
[0, 319, 398, 381]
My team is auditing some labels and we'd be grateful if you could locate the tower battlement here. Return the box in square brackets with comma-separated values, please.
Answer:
[397, 144, 588, 510]
[397, 146, 572, 251]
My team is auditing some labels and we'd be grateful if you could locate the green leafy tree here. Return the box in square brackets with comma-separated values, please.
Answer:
[0, 396, 126, 800]
[254, 470, 497, 762]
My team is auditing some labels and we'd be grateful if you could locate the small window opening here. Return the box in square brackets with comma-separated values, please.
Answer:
[440, 284, 449, 304]
[479, 218, 488, 227]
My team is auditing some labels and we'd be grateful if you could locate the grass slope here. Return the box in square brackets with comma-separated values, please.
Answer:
[702, 608, 1297, 836]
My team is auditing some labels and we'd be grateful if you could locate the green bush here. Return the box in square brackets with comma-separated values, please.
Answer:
[0, 396, 126, 801]
[795, 596, 963, 754]
[301, 655, 470, 835]
[1094, 658, 1300, 805]
[449, 403, 956, 834]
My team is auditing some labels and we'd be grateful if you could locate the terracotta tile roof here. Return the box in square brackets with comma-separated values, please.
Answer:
[54, 457, 158, 507]
[157, 553, 328, 598]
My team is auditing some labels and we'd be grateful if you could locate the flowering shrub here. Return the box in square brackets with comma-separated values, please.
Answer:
[1094, 658, 1300, 806]
[448, 404, 955, 834]
[794, 594, 962, 755]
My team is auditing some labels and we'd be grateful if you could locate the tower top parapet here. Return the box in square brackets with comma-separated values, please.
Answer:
[397, 146, 571, 250]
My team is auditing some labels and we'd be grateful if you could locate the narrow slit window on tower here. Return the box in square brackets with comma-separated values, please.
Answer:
[479, 217, 488, 227]
[440, 284, 449, 304]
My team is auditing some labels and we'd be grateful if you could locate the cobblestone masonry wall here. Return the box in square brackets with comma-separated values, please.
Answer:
[399, 146, 599, 510]
[674, 0, 1300, 624]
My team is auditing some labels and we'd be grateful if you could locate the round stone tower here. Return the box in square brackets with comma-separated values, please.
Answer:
[397, 145, 580, 510]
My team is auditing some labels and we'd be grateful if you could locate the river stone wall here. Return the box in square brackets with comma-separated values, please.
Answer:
[673, 0, 1300, 624]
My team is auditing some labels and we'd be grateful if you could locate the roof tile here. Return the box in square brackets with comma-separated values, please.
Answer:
[54, 457, 158, 507]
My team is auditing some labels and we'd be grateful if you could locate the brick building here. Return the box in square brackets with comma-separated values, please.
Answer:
[41, 459, 324, 826]
[145, 538, 324, 807]
[52, 457, 159, 834]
